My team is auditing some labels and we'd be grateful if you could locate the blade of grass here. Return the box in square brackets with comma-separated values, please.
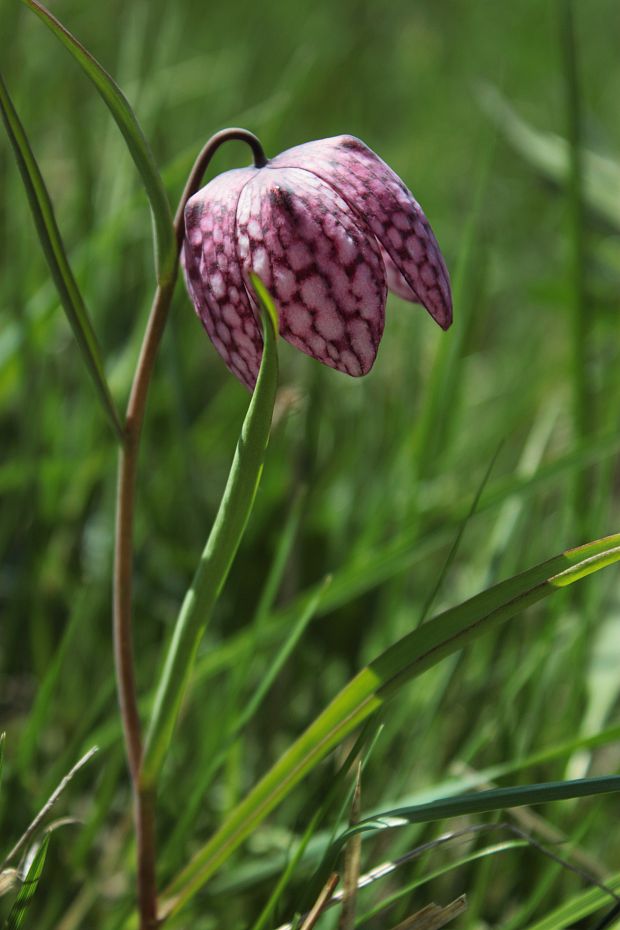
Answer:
[338, 775, 620, 842]
[559, 0, 591, 536]
[141, 276, 279, 785]
[160, 578, 330, 867]
[411, 126, 495, 477]
[4, 834, 50, 930]
[279, 831, 526, 930]
[203, 721, 620, 900]
[1, 747, 98, 870]
[160, 533, 620, 918]
[20, 0, 175, 285]
[0, 72, 123, 441]
[417, 442, 502, 626]
[355, 841, 526, 928]
[525, 873, 620, 930]
[235, 577, 331, 736]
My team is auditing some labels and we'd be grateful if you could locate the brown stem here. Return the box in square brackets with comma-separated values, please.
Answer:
[112, 128, 266, 930]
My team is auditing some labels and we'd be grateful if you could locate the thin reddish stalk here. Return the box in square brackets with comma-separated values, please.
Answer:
[112, 129, 266, 929]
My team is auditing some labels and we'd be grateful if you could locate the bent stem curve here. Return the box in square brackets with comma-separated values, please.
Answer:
[112, 129, 267, 930]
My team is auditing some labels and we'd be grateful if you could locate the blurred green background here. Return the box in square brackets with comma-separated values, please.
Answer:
[1, 0, 620, 927]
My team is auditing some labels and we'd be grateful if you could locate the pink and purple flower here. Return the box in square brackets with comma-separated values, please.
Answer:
[183, 135, 452, 390]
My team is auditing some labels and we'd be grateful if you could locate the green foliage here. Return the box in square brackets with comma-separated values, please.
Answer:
[4, 836, 50, 930]
[2, 0, 620, 928]
[19, 0, 175, 285]
[143, 277, 280, 784]
[0, 72, 123, 439]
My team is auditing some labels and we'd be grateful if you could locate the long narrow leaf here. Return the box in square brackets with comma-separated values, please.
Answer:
[161, 533, 620, 918]
[0, 72, 123, 441]
[20, 0, 175, 284]
[4, 834, 50, 930]
[526, 873, 620, 930]
[204, 721, 620, 900]
[339, 775, 620, 841]
[142, 276, 279, 784]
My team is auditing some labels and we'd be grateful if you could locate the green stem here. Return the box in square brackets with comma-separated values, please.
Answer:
[112, 129, 269, 929]
[559, 0, 590, 535]
[141, 276, 279, 786]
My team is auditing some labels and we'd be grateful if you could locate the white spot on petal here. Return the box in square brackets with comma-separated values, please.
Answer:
[287, 305, 312, 336]
[393, 211, 411, 231]
[341, 349, 363, 376]
[216, 322, 231, 344]
[275, 266, 296, 302]
[288, 243, 312, 271]
[352, 263, 373, 299]
[388, 228, 403, 249]
[252, 247, 271, 285]
[301, 276, 328, 311]
[349, 319, 374, 369]
[222, 304, 240, 327]
[308, 333, 327, 357]
[316, 313, 345, 341]
[211, 272, 226, 299]
[335, 229, 358, 265]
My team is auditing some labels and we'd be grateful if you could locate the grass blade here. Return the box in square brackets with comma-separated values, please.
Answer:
[0, 72, 123, 441]
[160, 533, 620, 917]
[559, 0, 591, 534]
[141, 276, 279, 785]
[20, 0, 175, 284]
[4, 834, 50, 930]
[340, 774, 620, 840]
[525, 874, 620, 930]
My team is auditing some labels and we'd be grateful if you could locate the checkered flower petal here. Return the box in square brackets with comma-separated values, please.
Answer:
[183, 134, 452, 389]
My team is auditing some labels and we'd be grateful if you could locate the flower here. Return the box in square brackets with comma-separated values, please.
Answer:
[182, 134, 452, 390]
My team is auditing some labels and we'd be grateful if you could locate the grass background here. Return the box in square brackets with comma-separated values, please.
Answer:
[1, 0, 620, 927]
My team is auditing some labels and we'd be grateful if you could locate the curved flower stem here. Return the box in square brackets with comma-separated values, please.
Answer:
[112, 128, 266, 930]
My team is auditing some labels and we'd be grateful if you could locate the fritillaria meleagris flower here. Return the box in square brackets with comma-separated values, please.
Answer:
[182, 135, 452, 390]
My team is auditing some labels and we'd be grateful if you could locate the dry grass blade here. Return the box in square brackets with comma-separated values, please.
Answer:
[299, 873, 340, 930]
[388, 895, 467, 930]
[0, 869, 19, 897]
[0, 746, 98, 869]
[338, 762, 362, 930]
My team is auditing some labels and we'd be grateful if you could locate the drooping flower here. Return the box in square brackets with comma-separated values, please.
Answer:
[182, 134, 452, 390]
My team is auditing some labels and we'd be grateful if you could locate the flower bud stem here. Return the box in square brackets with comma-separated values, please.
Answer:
[112, 128, 267, 930]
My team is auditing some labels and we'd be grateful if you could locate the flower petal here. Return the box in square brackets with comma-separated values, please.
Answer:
[380, 247, 418, 302]
[271, 135, 452, 329]
[236, 166, 387, 377]
[183, 166, 262, 389]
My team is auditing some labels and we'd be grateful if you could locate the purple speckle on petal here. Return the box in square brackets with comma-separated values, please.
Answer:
[182, 132, 452, 390]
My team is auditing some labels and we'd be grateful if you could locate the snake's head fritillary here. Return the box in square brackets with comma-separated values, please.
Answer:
[183, 134, 452, 390]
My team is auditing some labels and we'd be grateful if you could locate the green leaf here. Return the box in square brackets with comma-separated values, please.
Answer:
[0, 72, 123, 441]
[160, 533, 620, 918]
[339, 774, 620, 841]
[4, 834, 50, 930]
[525, 873, 620, 930]
[20, 0, 175, 284]
[203, 722, 620, 900]
[141, 276, 279, 785]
